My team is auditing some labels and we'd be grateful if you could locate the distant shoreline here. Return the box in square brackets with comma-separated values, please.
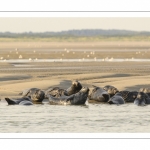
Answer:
[0, 36, 150, 42]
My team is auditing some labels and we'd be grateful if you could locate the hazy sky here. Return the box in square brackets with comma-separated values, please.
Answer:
[1, 18, 150, 32]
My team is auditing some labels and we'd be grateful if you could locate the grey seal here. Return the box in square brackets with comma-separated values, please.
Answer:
[103, 85, 119, 97]
[108, 93, 125, 105]
[66, 80, 82, 96]
[139, 88, 150, 97]
[88, 85, 110, 103]
[45, 87, 68, 98]
[134, 92, 150, 106]
[48, 87, 89, 105]
[19, 88, 45, 102]
[118, 91, 138, 102]
[45, 80, 82, 98]
[5, 97, 32, 105]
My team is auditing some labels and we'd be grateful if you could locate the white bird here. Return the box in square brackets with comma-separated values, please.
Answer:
[109, 57, 113, 61]
[19, 55, 22, 59]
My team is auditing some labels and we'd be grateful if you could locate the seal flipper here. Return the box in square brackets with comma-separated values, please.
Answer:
[108, 100, 114, 104]
[5, 98, 17, 105]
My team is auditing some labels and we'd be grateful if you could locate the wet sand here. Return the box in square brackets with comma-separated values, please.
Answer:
[1, 41, 150, 133]
[1, 41, 150, 59]
[0, 41, 150, 100]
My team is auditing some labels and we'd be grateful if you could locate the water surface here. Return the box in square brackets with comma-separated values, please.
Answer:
[1, 58, 150, 63]
[0, 100, 150, 133]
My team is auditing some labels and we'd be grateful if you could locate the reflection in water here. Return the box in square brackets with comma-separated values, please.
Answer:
[0, 100, 150, 132]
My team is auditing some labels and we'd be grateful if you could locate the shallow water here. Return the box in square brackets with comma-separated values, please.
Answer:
[1, 58, 150, 63]
[0, 100, 150, 133]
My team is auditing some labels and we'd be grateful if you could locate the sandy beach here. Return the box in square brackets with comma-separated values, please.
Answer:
[1, 41, 150, 99]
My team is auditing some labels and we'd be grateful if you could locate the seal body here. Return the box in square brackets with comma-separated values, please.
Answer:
[118, 91, 138, 102]
[134, 92, 147, 106]
[66, 80, 82, 96]
[20, 88, 45, 102]
[139, 88, 150, 97]
[45, 87, 68, 98]
[108, 93, 125, 105]
[48, 87, 89, 105]
[134, 92, 150, 106]
[88, 86, 110, 103]
[103, 85, 119, 97]
[45, 80, 82, 98]
[5, 97, 32, 105]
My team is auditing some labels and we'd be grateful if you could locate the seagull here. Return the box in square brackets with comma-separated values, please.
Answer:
[19, 55, 22, 59]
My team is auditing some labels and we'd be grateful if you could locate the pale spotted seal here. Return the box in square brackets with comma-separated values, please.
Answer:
[19, 88, 45, 102]
[88, 85, 110, 103]
[103, 85, 119, 97]
[66, 80, 82, 96]
[45, 80, 82, 98]
[45, 87, 68, 98]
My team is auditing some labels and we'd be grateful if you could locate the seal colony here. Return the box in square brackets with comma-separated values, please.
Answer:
[3, 80, 150, 106]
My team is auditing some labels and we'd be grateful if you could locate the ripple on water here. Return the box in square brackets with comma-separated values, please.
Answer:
[0, 101, 150, 132]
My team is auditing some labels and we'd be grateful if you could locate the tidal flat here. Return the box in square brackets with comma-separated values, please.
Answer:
[1, 41, 150, 132]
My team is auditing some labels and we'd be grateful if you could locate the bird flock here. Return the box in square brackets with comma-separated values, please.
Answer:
[0, 48, 148, 62]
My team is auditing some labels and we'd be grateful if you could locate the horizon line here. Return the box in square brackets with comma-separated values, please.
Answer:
[1, 28, 150, 33]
